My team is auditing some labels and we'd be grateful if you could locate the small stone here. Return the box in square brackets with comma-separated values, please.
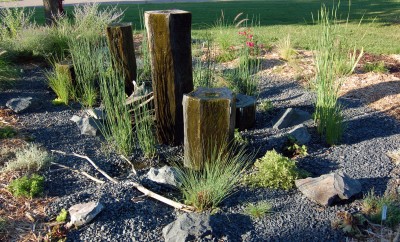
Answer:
[67, 201, 104, 227]
[295, 171, 362, 206]
[70, 115, 98, 136]
[162, 213, 213, 242]
[287, 124, 311, 145]
[6, 97, 37, 113]
[146, 166, 180, 187]
[235, 93, 256, 131]
[85, 107, 106, 120]
[273, 108, 311, 129]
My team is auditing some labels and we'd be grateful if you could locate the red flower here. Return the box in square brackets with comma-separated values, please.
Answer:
[246, 41, 255, 48]
[248, 34, 253, 39]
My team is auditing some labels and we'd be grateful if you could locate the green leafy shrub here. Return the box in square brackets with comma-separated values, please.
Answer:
[56, 208, 68, 222]
[362, 189, 400, 228]
[234, 129, 248, 146]
[244, 149, 305, 190]
[8, 174, 44, 198]
[243, 201, 273, 219]
[282, 135, 308, 158]
[364, 61, 388, 73]
[1, 143, 52, 173]
[176, 145, 254, 211]
[0, 126, 17, 138]
[258, 100, 273, 112]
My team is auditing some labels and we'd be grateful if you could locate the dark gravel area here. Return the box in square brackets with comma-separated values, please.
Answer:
[1, 64, 399, 241]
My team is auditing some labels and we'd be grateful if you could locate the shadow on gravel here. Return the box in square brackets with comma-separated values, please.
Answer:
[258, 81, 300, 100]
[341, 112, 400, 145]
[210, 213, 254, 241]
[358, 176, 392, 196]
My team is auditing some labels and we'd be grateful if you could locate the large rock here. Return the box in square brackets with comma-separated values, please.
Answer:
[6, 97, 37, 113]
[273, 108, 311, 130]
[67, 201, 104, 227]
[70, 115, 98, 136]
[287, 124, 311, 145]
[163, 213, 213, 242]
[295, 171, 362, 206]
[85, 107, 106, 120]
[146, 166, 180, 187]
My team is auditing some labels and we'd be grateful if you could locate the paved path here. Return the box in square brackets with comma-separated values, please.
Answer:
[1, 0, 213, 8]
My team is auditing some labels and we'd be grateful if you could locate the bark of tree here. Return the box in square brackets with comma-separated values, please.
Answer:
[145, 10, 194, 146]
[43, 0, 60, 25]
[106, 22, 137, 95]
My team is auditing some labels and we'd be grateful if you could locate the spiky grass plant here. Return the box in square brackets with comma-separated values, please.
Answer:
[133, 103, 156, 158]
[1, 143, 52, 174]
[0, 51, 17, 89]
[277, 34, 297, 61]
[0, 7, 33, 40]
[312, 5, 363, 145]
[362, 189, 400, 228]
[175, 144, 254, 211]
[243, 201, 273, 219]
[97, 47, 134, 156]
[46, 62, 74, 105]
[193, 31, 217, 88]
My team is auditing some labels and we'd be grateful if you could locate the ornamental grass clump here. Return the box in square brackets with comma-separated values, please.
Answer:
[312, 5, 363, 145]
[133, 103, 156, 159]
[46, 62, 74, 105]
[176, 144, 254, 211]
[243, 201, 273, 219]
[244, 149, 305, 190]
[97, 47, 134, 156]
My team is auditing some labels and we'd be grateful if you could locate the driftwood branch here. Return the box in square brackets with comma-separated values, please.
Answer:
[51, 150, 194, 212]
[51, 150, 119, 184]
[120, 155, 137, 175]
[51, 161, 105, 184]
[126, 92, 154, 106]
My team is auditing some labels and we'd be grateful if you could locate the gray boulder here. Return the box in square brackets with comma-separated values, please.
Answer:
[287, 124, 311, 145]
[67, 201, 104, 228]
[273, 108, 311, 129]
[70, 115, 98, 136]
[6, 97, 37, 113]
[295, 171, 362, 206]
[163, 213, 213, 242]
[147, 166, 180, 187]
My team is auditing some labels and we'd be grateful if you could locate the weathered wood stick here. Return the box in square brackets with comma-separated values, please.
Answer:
[51, 150, 119, 183]
[120, 155, 137, 175]
[51, 161, 105, 184]
[51, 150, 195, 212]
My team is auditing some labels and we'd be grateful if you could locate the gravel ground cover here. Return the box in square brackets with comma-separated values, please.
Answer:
[1, 62, 399, 241]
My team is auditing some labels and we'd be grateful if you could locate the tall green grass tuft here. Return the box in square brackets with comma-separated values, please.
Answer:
[0, 50, 17, 90]
[193, 31, 216, 88]
[312, 5, 363, 145]
[0, 7, 33, 40]
[133, 103, 156, 158]
[97, 47, 134, 156]
[175, 144, 254, 211]
[46, 62, 74, 105]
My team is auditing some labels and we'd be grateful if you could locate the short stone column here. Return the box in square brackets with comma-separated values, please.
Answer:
[235, 93, 256, 131]
[106, 22, 137, 95]
[183, 87, 236, 170]
[145, 10, 194, 146]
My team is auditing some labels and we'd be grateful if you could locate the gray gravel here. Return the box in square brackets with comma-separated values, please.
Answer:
[1, 65, 399, 241]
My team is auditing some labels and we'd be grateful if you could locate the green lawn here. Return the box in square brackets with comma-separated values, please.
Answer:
[24, 0, 400, 54]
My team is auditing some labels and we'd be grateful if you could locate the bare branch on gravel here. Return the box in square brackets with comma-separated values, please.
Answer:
[51, 162, 105, 184]
[51, 150, 195, 212]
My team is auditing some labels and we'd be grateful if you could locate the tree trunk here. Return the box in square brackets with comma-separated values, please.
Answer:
[43, 0, 60, 25]
[145, 10, 194, 146]
[183, 87, 236, 170]
[235, 93, 256, 131]
[106, 23, 137, 96]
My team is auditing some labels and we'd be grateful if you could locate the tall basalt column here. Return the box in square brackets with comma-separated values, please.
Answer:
[183, 87, 236, 170]
[145, 10, 194, 146]
[106, 23, 137, 95]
